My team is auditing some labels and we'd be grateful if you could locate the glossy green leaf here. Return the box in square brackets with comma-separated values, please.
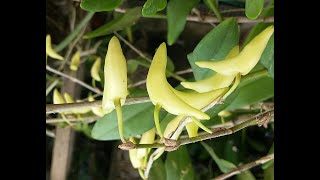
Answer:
[201, 142, 236, 173]
[84, 7, 142, 39]
[167, 0, 199, 45]
[227, 76, 274, 110]
[80, 0, 122, 12]
[91, 102, 167, 140]
[245, 0, 264, 19]
[142, 0, 167, 17]
[204, 0, 223, 21]
[262, 0, 274, 17]
[187, 18, 239, 80]
[165, 146, 194, 180]
[260, 34, 274, 78]
[149, 158, 166, 180]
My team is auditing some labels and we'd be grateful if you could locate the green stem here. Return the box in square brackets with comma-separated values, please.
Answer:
[205, 0, 223, 21]
[241, 69, 268, 87]
[223, 73, 241, 99]
[54, 12, 95, 52]
[154, 104, 163, 138]
[114, 98, 125, 142]
[190, 117, 212, 134]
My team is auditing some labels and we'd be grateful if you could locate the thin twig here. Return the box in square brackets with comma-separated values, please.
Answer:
[128, 79, 146, 88]
[46, 115, 99, 124]
[175, 68, 193, 75]
[46, 65, 102, 95]
[46, 96, 150, 114]
[80, 40, 102, 58]
[114, 31, 186, 82]
[220, 8, 245, 14]
[46, 129, 56, 138]
[213, 153, 274, 180]
[46, 79, 59, 96]
[114, 31, 152, 62]
[114, 8, 273, 24]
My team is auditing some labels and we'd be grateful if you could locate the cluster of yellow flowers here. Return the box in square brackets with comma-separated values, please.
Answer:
[47, 25, 274, 175]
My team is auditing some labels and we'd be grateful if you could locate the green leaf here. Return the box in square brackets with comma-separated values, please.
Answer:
[236, 170, 256, 180]
[84, 7, 142, 39]
[91, 102, 167, 140]
[150, 158, 166, 180]
[201, 142, 236, 173]
[167, 56, 175, 73]
[204, 0, 223, 21]
[167, 0, 199, 45]
[227, 76, 274, 110]
[187, 18, 239, 80]
[245, 0, 264, 19]
[142, 0, 167, 17]
[80, 0, 122, 12]
[260, 34, 274, 78]
[264, 163, 274, 180]
[165, 146, 194, 180]
[262, 0, 274, 17]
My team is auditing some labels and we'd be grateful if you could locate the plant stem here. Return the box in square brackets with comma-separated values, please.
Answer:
[114, 8, 274, 23]
[205, 0, 223, 21]
[154, 104, 163, 138]
[46, 96, 150, 114]
[114, 98, 125, 143]
[213, 153, 274, 180]
[54, 12, 95, 52]
[191, 117, 212, 133]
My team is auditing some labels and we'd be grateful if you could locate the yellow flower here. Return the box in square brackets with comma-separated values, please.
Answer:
[147, 43, 214, 138]
[46, 35, 64, 61]
[101, 36, 128, 142]
[70, 50, 81, 71]
[90, 57, 102, 82]
[180, 45, 240, 93]
[88, 94, 104, 117]
[53, 88, 65, 104]
[137, 128, 156, 159]
[196, 26, 274, 76]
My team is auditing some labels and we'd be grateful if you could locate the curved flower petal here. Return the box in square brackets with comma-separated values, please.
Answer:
[53, 88, 65, 104]
[102, 36, 128, 114]
[180, 46, 239, 92]
[70, 50, 81, 71]
[137, 128, 156, 159]
[147, 43, 209, 120]
[196, 26, 274, 75]
[46, 35, 64, 61]
[90, 57, 102, 82]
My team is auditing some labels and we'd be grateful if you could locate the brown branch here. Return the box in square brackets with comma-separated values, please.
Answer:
[114, 8, 274, 24]
[46, 96, 151, 114]
[118, 109, 274, 151]
[46, 115, 99, 124]
[213, 153, 274, 180]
